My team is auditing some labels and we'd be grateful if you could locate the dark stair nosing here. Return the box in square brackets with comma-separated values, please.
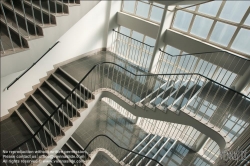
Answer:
[51, 156, 64, 166]
[23, 102, 63, 139]
[38, 87, 76, 119]
[2, 1, 44, 28]
[31, 93, 73, 127]
[60, 150, 75, 165]
[15, 109, 50, 150]
[64, 143, 85, 164]
[67, 136, 91, 160]
[58, 67, 94, 99]
[46, 79, 87, 109]
[52, 73, 90, 104]
[42, 81, 82, 114]
[30, 94, 71, 128]
[23, 0, 57, 23]
[32, 0, 70, 15]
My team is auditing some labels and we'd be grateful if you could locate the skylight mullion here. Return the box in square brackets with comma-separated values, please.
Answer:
[148, 3, 153, 20]
[227, 7, 250, 49]
[206, 1, 225, 41]
[187, 5, 199, 34]
[134, 0, 138, 15]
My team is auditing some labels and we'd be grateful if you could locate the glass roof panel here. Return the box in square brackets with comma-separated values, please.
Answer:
[123, 1, 136, 14]
[150, 5, 164, 23]
[210, 22, 237, 46]
[173, 10, 193, 32]
[190, 15, 213, 39]
[231, 28, 250, 54]
[219, 1, 250, 23]
[244, 14, 250, 26]
[198, 0, 222, 17]
[136, 1, 150, 18]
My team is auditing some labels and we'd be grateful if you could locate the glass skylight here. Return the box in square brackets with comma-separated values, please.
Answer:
[171, 0, 250, 56]
[219, 1, 250, 23]
[231, 29, 250, 55]
[150, 5, 164, 23]
[173, 11, 193, 32]
[245, 14, 250, 26]
[210, 22, 237, 46]
[136, 1, 150, 18]
[198, 1, 222, 17]
[122, 0, 164, 24]
[123, 1, 136, 14]
[190, 15, 213, 39]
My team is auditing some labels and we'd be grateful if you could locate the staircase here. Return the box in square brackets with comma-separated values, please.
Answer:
[0, 0, 77, 55]
[122, 134, 178, 166]
[1, 67, 94, 165]
[1, 49, 249, 165]
[50, 137, 89, 166]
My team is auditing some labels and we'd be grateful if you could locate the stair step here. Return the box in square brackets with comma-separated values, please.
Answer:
[50, 157, 63, 166]
[54, 68, 93, 100]
[16, 105, 55, 147]
[46, 77, 87, 108]
[24, 100, 63, 138]
[56, 151, 74, 166]
[32, 91, 72, 127]
[62, 144, 84, 165]
[32, 0, 68, 14]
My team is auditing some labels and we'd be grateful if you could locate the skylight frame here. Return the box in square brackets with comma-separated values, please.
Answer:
[121, 0, 165, 25]
[171, 2, 250, 57]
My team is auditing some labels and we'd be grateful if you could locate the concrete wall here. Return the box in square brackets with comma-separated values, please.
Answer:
[1, 1, 100, 77]
[1, 1, 110, 118]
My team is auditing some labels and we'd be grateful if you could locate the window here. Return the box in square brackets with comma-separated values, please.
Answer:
[210, 22, 237, 46]
[172, 1, 250, 56]
[219, 1, 250, 23]
[245, 14, 250, 26]
[173, 10, 193, 32]
[198, 1, 222, 17]
[190, 15, 213, 39]
[114, 26, 156, 70]
[122, 0, 164, 24]
[231, 29, 250, 55]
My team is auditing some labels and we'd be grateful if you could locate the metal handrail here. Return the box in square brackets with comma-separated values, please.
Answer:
[1, 61, 249, 160]
[113, 29, 154, 47]
[4, 41, 59, 91]
[159, 48, 250, 61]
[84, 134, 164, 166]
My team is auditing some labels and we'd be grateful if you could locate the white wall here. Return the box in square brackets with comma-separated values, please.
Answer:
[1, 1, 110, 118]
[1, 1, 100, 77]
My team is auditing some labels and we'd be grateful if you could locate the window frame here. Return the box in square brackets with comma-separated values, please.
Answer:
[171, 2, 250, 57]
[121, 0, 165, 24]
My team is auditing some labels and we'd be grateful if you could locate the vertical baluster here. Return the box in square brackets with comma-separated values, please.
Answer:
[47, 118, 54, 146]
[32, 138, 38, 159]
[25, 142, 32, 163]
[38, 0, 44, 26]
[10, 0, 23, 48]
[0, 39, 5, 54]
[53, 115, 57, 138]
[43, 127, 49, 149]
[66, 100, 70, 126]
[37, 132, 44, 151]
[71, 94, 73, 118]
[54, 0, 57, 14]
[61, 0, 64, 14]
[19, 147, 27, 166]
[30, 0, 38, 36]
[47, 0, 51, 24]
[21, 0, 30, 38]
